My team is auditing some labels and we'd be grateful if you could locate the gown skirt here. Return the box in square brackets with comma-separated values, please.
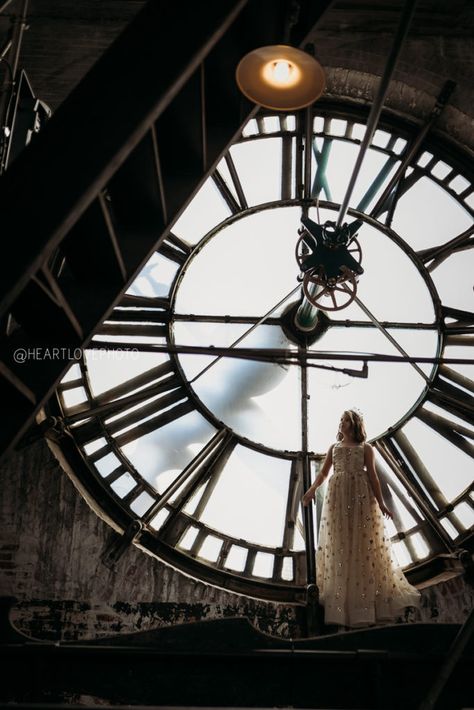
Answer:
[316, 441, 421, 627]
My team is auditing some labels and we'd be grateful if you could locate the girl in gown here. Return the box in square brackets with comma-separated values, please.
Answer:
[303, 409, 420, 628]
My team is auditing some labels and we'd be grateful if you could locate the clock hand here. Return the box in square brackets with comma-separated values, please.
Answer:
[188, 282, 302, 384]
[336, 0, 417, 229]
[349, 290, 429, 382]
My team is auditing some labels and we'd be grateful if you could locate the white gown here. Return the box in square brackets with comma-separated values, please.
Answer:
[316, 441, 421, 627]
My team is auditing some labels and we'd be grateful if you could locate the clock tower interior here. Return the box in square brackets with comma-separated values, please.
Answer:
[0, 1, 473, 708]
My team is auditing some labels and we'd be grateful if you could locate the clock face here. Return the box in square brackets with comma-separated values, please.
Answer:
[55, 106, 474, 599]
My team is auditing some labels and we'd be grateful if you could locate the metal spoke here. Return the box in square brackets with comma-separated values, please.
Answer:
[336, 0, 418, 227]
[351, 291, 430, 381]
[188, 282, 302, 384]
[88, 340, 473, 367]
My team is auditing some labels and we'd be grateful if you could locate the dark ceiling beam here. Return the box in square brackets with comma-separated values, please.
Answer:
[0, 0, 332, 459]
[0, 0, 248, 316]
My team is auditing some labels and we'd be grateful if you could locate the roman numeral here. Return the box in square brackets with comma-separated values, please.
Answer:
[65, 360, 193, 451]
[96, 296, 170, 341]
[281, 134, 293, 200]
[157, 232, 192, 265]
[417, 226, 474, 272]
[370, 167, 423, 221]
[212, 153, 247, 214]
[64, 359, 179, 423]
[155, 429, 236, 545]
[376, 437, 454, 552]
[311, 137, 332, 201]
[443, 306, 474, 338]
[356, 155, 398, 214]
[424, 365, 474, 430]
[282, 459, 302, 551]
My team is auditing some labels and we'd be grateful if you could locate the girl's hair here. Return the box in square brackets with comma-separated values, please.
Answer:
[338, 409, 367, 443]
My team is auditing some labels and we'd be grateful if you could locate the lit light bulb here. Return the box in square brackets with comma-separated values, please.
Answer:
[236, 44, 325, 110]
[272, 60, 293, 84]
[262, 58, 301, 88]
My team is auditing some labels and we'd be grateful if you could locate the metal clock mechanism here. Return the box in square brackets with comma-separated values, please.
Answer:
[296, 213, 364, 312]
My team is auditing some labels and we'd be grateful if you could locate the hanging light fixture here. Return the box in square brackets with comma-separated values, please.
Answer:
[235, 44, 325, 111]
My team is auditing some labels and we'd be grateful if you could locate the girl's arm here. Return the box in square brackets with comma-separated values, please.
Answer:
[364, 443, 393, 518]
[302, 444, 334, 506]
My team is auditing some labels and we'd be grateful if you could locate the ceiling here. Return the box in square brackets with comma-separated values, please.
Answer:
[2, 0, 473, 152]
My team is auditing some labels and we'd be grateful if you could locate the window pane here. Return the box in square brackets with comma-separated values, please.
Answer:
[401, 418, 473, 501]
[391, 177, 472, 251]
[121, 411, 216, 492]
[84, 351, 170, 398]
[174, 206, 300, 317]
[229, 137, 282, 206]
[172, 177, 230, 245]
[225, 545, 247, 572]
[199, 535, 223, 562]
[429, 249, 474, 312]
[198, 445, 290, 547]
[127, 251, 180, 298]
[307, 327, 437, 452]
[253, 551, 274, 578]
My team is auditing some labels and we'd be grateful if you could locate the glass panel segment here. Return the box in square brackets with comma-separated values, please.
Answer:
[110, 473, 136, 498]
[401, 418, 473, 501]
[121, 411, 216, 493]
[429, 249, 474, 312]
[172, 178, 231, 245]
[126, 251, 180, 297]
[229, 137, 282, 206]
[281, 556, 294, 581]
[179, 526, 199, 550]
[61, 386, 88, 409]
[307, 327, 437, 452]
[95, 452, 121, 477]
[174, 206, 301, 317]
[130, 491, 155, 516]
[199, 535, 223, 562]
[440, 517, 460, 539]
[411, 532, 430, 559]
[453, 502, 474, 529]
[149, 508, 169, 530]
[225, 544, 247, 572]
[253, 551, 274, 578]
[197, 445, 290, 547]
[391, 177, 472, 251]
[85, 351, 170, 398]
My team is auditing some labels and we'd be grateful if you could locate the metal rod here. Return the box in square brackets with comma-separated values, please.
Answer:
[353, 293, 429, 381]
[0, 0, 15, 12]
[375, 439, 454, 553]
[303, 105, 312, 201]
[300, 346, 317, 586]
[336, 0, 418, 227]
[370, 80, 456, 219]
[172, 313, 439, 329]
[188, 282, 302, 384]
[0, 0, 29, 172]
[88, 340, 474, 367]
[144, 428, 228, 520]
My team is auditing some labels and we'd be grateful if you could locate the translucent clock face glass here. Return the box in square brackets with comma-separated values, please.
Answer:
[173, 205, 438, 452]
[56, 108, 474, 592]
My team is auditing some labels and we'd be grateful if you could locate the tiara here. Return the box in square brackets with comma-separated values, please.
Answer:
[350, 406, 364, 418]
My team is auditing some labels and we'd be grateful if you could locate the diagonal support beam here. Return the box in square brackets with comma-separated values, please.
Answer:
[0, 0, 331, 460]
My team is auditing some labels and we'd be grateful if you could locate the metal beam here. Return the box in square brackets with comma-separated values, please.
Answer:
[0, 0, 331, 459]
[336, 0, 418, 227]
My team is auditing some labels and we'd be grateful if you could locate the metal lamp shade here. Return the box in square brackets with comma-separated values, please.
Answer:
[235, 44, 325, 111]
